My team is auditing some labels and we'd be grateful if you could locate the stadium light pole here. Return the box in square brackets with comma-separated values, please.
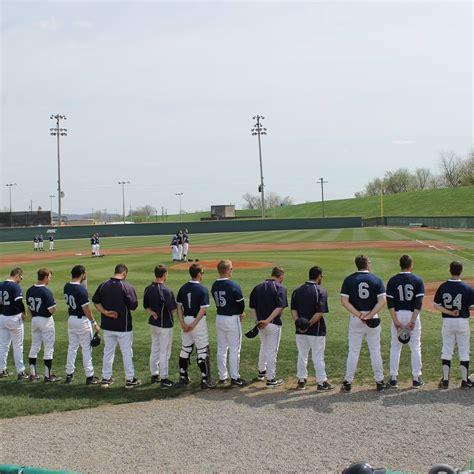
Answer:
[49, 194, 55, 225]
[50, 114, 67, 226]
[118, 181, 130, 224]
[317, 178, 328, 217]
[5, 183, 17, 227]
[175, 192, 183, 222]
[251, 115, 267, 218]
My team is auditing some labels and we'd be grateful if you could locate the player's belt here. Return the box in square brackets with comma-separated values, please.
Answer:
[69, 314, 83, 319]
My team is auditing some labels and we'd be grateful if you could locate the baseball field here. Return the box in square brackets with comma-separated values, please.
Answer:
[0, 226, 473, 419]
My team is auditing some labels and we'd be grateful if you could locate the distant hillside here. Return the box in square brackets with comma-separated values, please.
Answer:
[131, 186, 474, 222]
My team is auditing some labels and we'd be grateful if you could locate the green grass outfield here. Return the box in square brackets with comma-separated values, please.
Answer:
[0, 227, 473, 419]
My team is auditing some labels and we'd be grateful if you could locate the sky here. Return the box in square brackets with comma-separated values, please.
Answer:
[1, 1, 472, 216]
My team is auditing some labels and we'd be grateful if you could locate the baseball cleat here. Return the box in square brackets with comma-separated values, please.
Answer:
[101, 377, 114, 387]
[297, 379, 307, 390]
[460, 379, 473, 389]
[44, 374, 62, 383]
[0, 369, 9, 378]
[412, 378, 424, 389]
[257, 370, 266, 381]
[160, 379, 175, 389]
[341, 381, 352, 393]
[266, 378, 283, 388]
[317, 381, 335, 391]
[86, 376, 100, 385]
[438, 378, 449, 390]
[218, 378, 228, 385]
[150, 375, 160, 384]
[200, 378, 217, 389]
[17, 372, 29, 381]
[376, 380, 387, 392]
[65, 374, 74, 384]
[389, 378, 398, 389]
[231, 378, 248, 387]
[125, 377, 141, 389]
[29, 374, 40, 382]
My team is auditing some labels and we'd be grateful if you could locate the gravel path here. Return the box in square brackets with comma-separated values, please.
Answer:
[1, 383, 472, 473]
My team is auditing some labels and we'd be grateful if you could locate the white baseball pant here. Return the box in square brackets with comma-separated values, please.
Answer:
[441, 318, 470, 361]
[102, 329, 135, 380]
[177, 244, 183, 260]
[171, 246, 178, 260]
[183, 242, 189, 259]
[29, 316, 55, 360]
[0, 313, 26, 374]
[258, 323, 281, 380]
[34, 243, 39, 251]
[149, 326, 173, 379]
[216, 314, 242, 380]
[389, 310, 422, 378]
[49, 241, 55, 251]
[344, 315, 384, 383]
[181, 316, 209, 348]
[39, 242, 44, 250]
[93, 244, 100, 256]
[296, 334, 327, 383]
[66, 316, 94, 378]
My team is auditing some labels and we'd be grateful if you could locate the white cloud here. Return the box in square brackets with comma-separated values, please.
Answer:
[73, 20, 93, 29]
[32, 16, 59, 31]
[392, 140, 415, 145]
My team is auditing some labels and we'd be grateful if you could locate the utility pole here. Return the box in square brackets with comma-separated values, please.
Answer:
[5, 183, 17, 228]
[118, 181, 130, 223]
[50, 114, 67, 226]
[175, 193, 183, 222]
[49, 194, 55, 225]
[251, 115, 267, 218]
[317, 178, 328, 217]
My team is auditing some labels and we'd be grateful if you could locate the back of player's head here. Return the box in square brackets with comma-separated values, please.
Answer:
[217, 259, 232, 275]
[37, 268, 51, 281]
[10, 267, 23, 278]
[114, 263, 128, 275]
[271, 266, 285, 278]
[189, 263, 203, 278]
[355, 255, 369, 270]
[308, 266, 323, 280]
[71, 265, 86, 278]
[449, 261, 463, 276]
[399, 254, 413, 270]
[154, 264, 168, 278]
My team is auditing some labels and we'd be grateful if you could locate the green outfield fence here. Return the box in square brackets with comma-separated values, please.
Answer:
[0, 217, 362, 242]
[362, 216, 474, 228]
[0, 466, 78, 474]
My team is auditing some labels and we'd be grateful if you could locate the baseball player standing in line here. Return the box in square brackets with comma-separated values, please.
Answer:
[386, 255, 425, 388]
[170, 233, 179, 261]
[95, 233, 101, 257]
[143, 264, 177, 389]
[211, 260, 247, 387]
[249, 266, 288, 387]
[48, 234, 55, 251]
[64, 265, 101, 385]
[90, 234, 96, 257]
[176, 262, 216, 389]
[38, 235, 44, 251]
[176, 230, 184, 261]
[92, 264, 140, 388]
[26, 268, 61, 382]
[0, 268, 28, 380]
[33, 236, 39, 252]
[434, 261, 473, 389]
[291, 266, 334, 391]
[340, 255, 387, 392]
[182, 229, 190, 261]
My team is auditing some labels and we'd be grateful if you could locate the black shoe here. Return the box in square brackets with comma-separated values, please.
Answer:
[150, 375, 160, 384]
[0, 369, 9, 378]
[257, 370, 266, 381]
[201, 379, 217, 389]
[65, 374, 74, 384]
[376, 380, 387, 392]
[438, 378, 449, 390]
[412, 378, 424, 389]
[218, 378, 228, 385]
[177, 376, 190, 387]
[125, 377, 141, 389]
[101, 377, 114, 387]
[266, 378, 283, 388]
[341, 381, 352, 393]
[297, 379, 306, 390]
[44, 374, 62, 383]
[317, 381, 335, 391]
[86, 376, 100, 385]
[160, 378, 174, 389]
[389, 378, 398, 389]
[29, 374, 40, 382]
[17, 372, 29, 381]
[461, 379, 473, 389]
[231, 378, 247, 387]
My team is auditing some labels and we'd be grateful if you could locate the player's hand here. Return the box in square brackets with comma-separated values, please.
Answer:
[105, 310, 118, 319]
[151, 312, 158, 320]
[408, 321, 416, 330]
[452, 309, 460, 317]
[393, 319, 402, 330]
[258, 320, 269, 329]
[21, 313, 26, 321]
[93, 322, 100, 333]
[239, 312, 245, 322]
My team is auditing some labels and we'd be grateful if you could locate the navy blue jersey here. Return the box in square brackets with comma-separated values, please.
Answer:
[38, 236, 43, 242]
[291, 282, 329, 336]
[33, 237, 38, 243]
[177, 234, 183, 245]
[64, 282, 90, 317]
[211, 279, 245, 316]
[0, 280, 24, 316]
[340, 271, 386, 312]
[183, 233, 189, 243]
[26, 285, 56, 318]
[170, 235, 178, 246]
[386, 272, 424, 312]
[176, 281, 210, 317]
[434, 279, 474, 319]
[249, 279, 288, 326]
[49, 235, 54, 241]
[143, 282, 177, 328]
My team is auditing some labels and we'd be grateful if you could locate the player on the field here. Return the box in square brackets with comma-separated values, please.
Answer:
[26, 268, 61, 382]
[434, 261, 473, 389]
[340, 255, 387, 392]
[176, 263, 216, 389]
[386, 255, 425, 389]
[211, 260, 246, 387]
[170, 233, 179, 261]
[176, 230, 184, 261]
[38, 235, 44, 251]
[249, 266, 288, 387]
[0, 267, 28, 380]
[90, 234, 96, 257]
[182, 229, 190, 261]
[48, 234, 55, 251]
[143, 264, 177, 389]
[291, 266, 334, 391]
[64, 265, 101, 385]
[94, 233, 101, 257]
[33, 236, 39, 252]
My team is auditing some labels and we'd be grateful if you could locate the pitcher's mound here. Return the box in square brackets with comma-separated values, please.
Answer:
[171, 259, 273, 270]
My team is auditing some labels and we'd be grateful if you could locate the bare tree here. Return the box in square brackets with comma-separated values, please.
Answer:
[439, 151, 464, 187]
[460, 150, 474, 185]
[414, 168, 432, 190]
[242, 192, 293, 210]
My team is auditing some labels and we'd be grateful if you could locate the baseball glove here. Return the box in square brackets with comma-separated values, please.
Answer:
[91, 332, 101, 347]
[364, 318, 381, 328]
[295, 318, 310, 333]
[244, 325, 260, 339]
[397, 327, 411, 344]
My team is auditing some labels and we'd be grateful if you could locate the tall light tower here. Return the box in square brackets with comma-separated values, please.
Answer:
[49, 194, 55, 225]
[251, 115, 267, 218]
[175, 192, 183, 222]
[317, 178, 328, 217]
[5, 183, 17, 227]
[118, 181, 130, 223]
[50, 114, 67, 226]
